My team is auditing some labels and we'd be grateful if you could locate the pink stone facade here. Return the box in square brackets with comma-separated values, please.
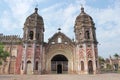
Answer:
[0, 7, 99, 75]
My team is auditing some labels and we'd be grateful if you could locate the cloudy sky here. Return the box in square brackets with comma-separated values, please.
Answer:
[0, 0, 120, 58]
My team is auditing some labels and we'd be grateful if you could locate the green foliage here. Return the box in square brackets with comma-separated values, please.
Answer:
[0, 60, 2, 65]
[106, 64, 112, 69]
[99, 56, 105, 70]
[99, 56, 105, 63]
[0, 43, 4, 55]
[114, 53, 119, 59]
[0, 42, 10, 65]
[1, 51, 10, 61]
[0, 43, 4, 58]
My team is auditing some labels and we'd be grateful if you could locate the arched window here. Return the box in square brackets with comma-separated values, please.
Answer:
[88, 60, 93, 74]
[35, 61, 38, 70]
[81, 61, 84, 71]
[85, 31, 90, 39]
[58, 37, 62, 43]
[29, 31, 34, 40]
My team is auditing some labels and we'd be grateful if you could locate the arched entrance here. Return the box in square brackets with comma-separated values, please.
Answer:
[26, 61, 32, 74]
[88, 60, 93, 74]
[51, 54, 68, 74]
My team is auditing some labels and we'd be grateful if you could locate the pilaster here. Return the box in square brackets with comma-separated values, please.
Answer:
[84, 44, 88, 74]
[32, 43, 36, 74]
[92, 44, 97, 74]
[23, 43, 27, 74]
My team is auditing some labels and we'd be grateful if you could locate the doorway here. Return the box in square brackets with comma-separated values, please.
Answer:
[26, 61, 32, 74]
[51, 54, 68, 74]
[57, 64, 62, 74]
[88, 60, 93, 74]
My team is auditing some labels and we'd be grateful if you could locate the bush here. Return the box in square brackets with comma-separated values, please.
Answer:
[0, 43, 10, 65]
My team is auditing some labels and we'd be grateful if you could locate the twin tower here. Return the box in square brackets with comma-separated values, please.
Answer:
[20, 7, 99, 74]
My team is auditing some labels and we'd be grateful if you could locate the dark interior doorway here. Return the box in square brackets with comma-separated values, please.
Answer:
[57, 64, 62, 74]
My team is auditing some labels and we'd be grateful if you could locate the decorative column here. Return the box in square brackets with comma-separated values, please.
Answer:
[32, 43, 36, 74]
[76, 45, 80, 74]
[38, 44, 42, 74]
[84, 44, 88, 74]
[92, 44, 96, 74]
[23, 43, 27, 74]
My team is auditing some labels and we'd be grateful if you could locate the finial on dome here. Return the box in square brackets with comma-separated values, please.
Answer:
[35, 7, 38, 13]
[58, 28, 61, 32]
[35, 4, 38, 13]
[81, 4, 84, 13]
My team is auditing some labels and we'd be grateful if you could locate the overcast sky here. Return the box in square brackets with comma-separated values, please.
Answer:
[0, 0, 120, 58]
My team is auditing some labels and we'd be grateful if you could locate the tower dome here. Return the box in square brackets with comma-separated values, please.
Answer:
[24, 8, 44, 31]
[75, 7, 94, 29]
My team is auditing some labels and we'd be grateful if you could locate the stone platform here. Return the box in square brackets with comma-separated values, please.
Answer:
[0, 73, 120, 80]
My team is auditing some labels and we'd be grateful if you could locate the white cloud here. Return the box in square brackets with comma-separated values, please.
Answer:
[0, 11, 17, 30]
[87, 0, 120, 57]
[43, 0, 120, 58]
[0, 0, 48, 35]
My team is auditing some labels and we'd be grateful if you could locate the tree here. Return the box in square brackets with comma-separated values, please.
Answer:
[114, 53, 119, 59]
[98, 56, 105, 69]
[99, 56, 105, 63]
[0, 42, 10, 65]
[106, 64, 112, 70]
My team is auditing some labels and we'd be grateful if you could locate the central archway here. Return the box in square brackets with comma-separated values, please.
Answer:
[51, 54, 68, 74]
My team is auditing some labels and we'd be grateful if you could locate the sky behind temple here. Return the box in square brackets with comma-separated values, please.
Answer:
[0, 0, 120, 58]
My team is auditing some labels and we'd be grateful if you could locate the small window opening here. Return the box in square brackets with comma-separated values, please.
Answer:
[85, 31, 90, 39]
[58, 37, 62, 43]
[29, 31, 34, 40]
[51, 42, 55, 44]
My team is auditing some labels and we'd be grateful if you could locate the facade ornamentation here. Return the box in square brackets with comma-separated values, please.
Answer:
[0, 7, 99, 75]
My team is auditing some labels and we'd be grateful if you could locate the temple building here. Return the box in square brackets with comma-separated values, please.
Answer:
[0, 7, 99, 74]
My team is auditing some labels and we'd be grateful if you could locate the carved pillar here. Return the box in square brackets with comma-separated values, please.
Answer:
[32, 43, 36, 74]
[23, 43, 27, 74]
[38, 44, 42, 74]
[33, 28, 36, 41]
[76, 45, 80, 73]
[92, 44, 96, 74]
[84, 44, 88, 74]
